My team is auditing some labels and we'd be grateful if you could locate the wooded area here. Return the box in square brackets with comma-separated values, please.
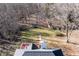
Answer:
[0, 3, 79, 56]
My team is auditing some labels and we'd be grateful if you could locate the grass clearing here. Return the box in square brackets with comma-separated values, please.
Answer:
[21, 28, 66, 42]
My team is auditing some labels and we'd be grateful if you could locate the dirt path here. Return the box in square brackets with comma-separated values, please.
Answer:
[69, 30, 79, 44]
[67, 30, 79, 55]
[46, 30, 79, 55]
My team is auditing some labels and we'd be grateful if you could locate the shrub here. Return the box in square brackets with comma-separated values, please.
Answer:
[55, 31, 65, 37]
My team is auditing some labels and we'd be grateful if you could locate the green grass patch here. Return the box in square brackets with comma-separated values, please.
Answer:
[20, 28, 65, 42]
[21, 28, 52, 37]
